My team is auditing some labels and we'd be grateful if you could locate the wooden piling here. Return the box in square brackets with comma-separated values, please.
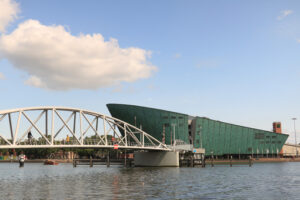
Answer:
[202, 155, 206, 168]
[73, 159, 77, 167]
[89, 156, 93, 167]
[190, 156, 194, 167]
[124, 150, 127, 167]
[107, 153, 110, 167]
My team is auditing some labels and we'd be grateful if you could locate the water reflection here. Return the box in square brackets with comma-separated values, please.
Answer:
[0, 163, 300, 199]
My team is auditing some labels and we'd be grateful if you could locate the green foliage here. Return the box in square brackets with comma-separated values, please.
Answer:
[15, 148, 59, 159]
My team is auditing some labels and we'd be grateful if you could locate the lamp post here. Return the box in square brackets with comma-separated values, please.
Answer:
[198, 126, 203, 149]
[134, 116, 136, 127]
[292, 118, 297, 157]
[171, 124, 176, 147]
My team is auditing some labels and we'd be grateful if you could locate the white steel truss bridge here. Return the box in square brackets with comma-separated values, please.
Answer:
[0, 107, 170, 151]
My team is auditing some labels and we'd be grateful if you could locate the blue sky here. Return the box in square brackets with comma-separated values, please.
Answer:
[0, 0, 300, 143]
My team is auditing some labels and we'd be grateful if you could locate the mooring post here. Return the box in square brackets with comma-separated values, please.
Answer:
[89, 156, 93, 167]
[249, 156, 252, 167]
[124, 150, 127, 167]
[73, 159, 77, 167]
[190, 155, 194, 167]
[211, 155, 214, 167]
[230, 155, 232, 167]
[107, 152, 110, 167]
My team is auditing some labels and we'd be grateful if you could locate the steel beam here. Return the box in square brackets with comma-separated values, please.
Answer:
[8, 113, 13, 141]
[45, 110, 48, 137]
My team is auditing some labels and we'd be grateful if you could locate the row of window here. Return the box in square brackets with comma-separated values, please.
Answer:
[163, 123, 184, 127]
[255, 133, 278, 140]
[162, 116, 184, 119]
[260, 141, 281, 144]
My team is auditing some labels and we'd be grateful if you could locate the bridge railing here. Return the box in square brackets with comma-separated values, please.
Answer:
[0, 138, 159, 147]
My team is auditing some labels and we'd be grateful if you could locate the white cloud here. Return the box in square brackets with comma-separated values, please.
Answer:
[0, 0, 19, 32]
[0, 72, 4, 79]
[0, 20, 157, 90]
[277, 10, 293, 20]
[24, 75, 45, 88]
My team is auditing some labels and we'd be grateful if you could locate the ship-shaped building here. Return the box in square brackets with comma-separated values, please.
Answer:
[107, 104, 288, 158]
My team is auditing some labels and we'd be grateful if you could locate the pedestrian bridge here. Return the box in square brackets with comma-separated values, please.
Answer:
[0, 106, 170, 151]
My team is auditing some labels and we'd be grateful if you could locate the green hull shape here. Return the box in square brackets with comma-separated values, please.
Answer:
[107, 104, 288, 156]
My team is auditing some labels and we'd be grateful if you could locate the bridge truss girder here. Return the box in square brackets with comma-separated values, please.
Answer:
[0, 107, 170, 151]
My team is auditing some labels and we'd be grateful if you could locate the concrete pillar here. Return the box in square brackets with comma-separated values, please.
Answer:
[134, 151, 179, 167]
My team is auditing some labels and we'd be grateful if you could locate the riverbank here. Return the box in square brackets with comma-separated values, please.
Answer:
[2, 157, 300, 165]
[0, 159, 73, 163]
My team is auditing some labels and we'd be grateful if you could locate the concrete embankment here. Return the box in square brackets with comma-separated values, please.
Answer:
[206, 157, 300, 165]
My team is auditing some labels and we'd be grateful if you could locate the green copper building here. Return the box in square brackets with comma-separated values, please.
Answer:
[107, 104, 289, 157]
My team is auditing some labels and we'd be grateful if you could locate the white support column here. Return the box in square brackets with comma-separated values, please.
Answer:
[51, 108, 54, 145]
[73, 111, 76, 134]
[13, 111, 22, 145]
[8, 113, 13, 142]
[103, 116, 107, 146]
[96, 117, 99, 132]
[80, 111, 83, 145]
[113, 124, 116, 141]
[45, 110, 48, 137]
[124, 124, 127, 146]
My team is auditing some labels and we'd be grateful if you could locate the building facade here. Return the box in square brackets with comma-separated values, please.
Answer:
[107, 104, 289, 157]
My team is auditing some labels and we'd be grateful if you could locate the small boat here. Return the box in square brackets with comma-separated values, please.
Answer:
[44, 159, 59, 165]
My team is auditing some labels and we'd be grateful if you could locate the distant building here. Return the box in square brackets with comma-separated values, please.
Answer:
[107, 104, 288, 157]
[282, 143, 300, 157]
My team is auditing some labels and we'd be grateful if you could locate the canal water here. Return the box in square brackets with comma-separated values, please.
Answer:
[0, 162, 300, 200]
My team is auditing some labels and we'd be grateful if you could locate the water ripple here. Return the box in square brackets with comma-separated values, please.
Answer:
[0, 162, 300, 199]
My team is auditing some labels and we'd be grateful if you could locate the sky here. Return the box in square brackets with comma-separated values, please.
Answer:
[0, 0, 300, 143]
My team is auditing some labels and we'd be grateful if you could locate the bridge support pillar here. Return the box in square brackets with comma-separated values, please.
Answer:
[134, 151, 179, 167]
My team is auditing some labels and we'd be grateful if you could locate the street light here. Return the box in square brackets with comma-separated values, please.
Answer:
[292, 118, 297, 157]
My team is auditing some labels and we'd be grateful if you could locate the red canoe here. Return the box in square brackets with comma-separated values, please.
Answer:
[44, 160, 59, 165]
